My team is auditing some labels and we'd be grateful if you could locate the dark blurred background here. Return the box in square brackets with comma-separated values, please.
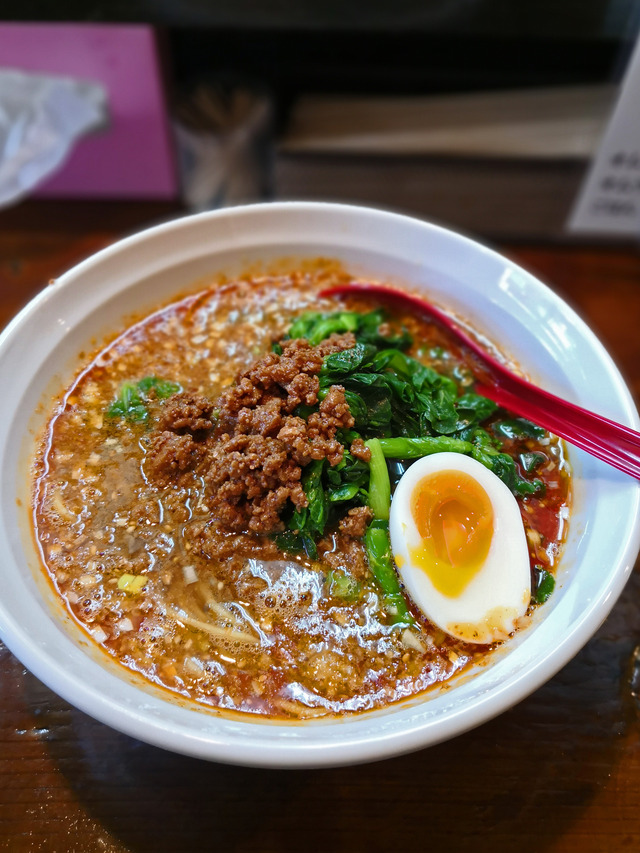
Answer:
[7, 0, 639, 96]
[1, 1, 639, 240]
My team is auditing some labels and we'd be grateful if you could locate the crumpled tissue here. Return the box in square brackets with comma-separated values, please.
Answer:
[0, 68, 107, 208]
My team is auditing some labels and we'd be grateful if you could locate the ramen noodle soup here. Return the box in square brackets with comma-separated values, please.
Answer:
[32, 266, 570, 720]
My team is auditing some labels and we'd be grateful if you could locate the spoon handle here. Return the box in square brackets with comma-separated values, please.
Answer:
[477, 379, 640, 480]
[321, 282, 640, 480]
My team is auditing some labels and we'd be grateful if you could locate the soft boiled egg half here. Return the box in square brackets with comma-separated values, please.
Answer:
[389, 452, 531, 644]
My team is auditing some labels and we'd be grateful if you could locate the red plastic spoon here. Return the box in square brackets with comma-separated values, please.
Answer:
[320, 282, 640, 480]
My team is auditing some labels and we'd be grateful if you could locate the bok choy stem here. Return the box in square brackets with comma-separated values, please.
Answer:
[377, 436, 473, 458]
[365, 438, 390, 520]
[364, 522, 414, 627]
[364, 439, 414, 626]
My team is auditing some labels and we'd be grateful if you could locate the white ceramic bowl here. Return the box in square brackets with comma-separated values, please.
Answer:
[0, 202, 638, 768]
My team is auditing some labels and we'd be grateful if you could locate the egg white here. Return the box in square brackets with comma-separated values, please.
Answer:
[389, 452, 531, 644]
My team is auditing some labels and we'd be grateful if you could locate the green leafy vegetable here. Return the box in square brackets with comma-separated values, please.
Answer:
[313, 328, 500, 441]
[321, 342, 377, 377]
[470, 443, 545, 497]
[289, 460, 328, 539]
[290, 309, 412, 350]
[107, 375, 181, 424]
[532, 566, 556, 604]
[456, 392, 499, 427]
[328, 483, 361, 503]
[275, 530, 318, 560]
[136, 376, 181, 399]
[520, 451, 546, 473]
[107, 382, 148, 423]
[277, 447, 371, 559]
[492, 417, 546, 440]
[289, 311, 360, 346]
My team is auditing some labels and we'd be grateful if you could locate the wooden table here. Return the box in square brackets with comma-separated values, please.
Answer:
[1, 201, 639, 853]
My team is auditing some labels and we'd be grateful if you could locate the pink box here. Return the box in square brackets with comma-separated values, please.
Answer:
[0, 23, 178, 198]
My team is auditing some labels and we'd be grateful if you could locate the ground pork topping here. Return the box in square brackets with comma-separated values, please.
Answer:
[146, 431, 204, 481]
[338, 506, 374, 539]
[350, 437, 372, 462]
[158, 392, 215, 432]
[218, 333, 355, 420]
[146, 332, 359, 534]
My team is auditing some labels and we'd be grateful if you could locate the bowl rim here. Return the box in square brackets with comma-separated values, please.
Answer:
[1, 200, 639, 768]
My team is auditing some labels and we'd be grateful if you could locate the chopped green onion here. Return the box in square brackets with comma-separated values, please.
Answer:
[327, 570, 362, 602]
[117, 573, 147, 594]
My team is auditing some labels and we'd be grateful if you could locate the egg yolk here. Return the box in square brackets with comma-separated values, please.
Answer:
[409, 469, 494, 598]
